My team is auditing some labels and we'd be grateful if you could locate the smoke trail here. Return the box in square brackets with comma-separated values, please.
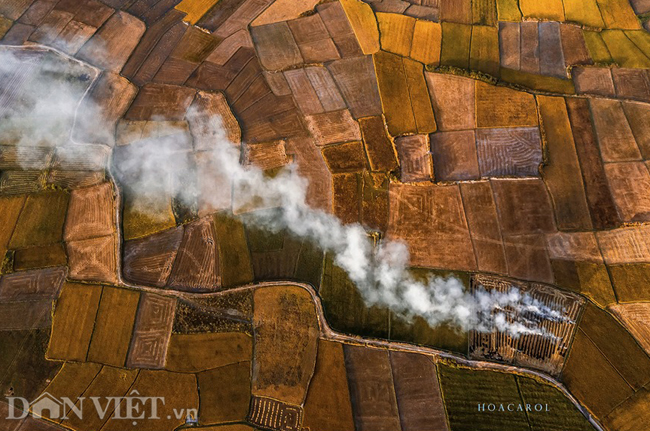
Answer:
[0, 47, 98, 151]
[0, 46, 567, 337]
[206, 125, 566, 336]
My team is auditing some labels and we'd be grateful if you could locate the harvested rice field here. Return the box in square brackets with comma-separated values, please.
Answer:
[1, 1, 649, 429]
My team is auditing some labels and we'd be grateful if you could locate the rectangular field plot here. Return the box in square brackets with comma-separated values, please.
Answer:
[438, 364, 529, 431]
[439, 364, 595, 431]
[303, 340, 355, 431]
[47, 282, 102, 362]
[344, 345, 401, 431]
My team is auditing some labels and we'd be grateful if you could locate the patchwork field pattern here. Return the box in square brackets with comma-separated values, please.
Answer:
[2, 0, 650, 430]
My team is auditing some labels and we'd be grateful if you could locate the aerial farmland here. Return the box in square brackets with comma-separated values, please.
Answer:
[1, 0, 650, 430]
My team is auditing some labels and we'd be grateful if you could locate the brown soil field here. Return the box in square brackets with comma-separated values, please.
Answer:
[562, 330, 634, 417]
[39, 362, 102, 421]
[609, 264, 650, 301]
[344, 344, 402, 431]
[13, 243, 67, 271]
[0, 195, 26, 265]
[0, 329, 61, 401]
[604, 386, 650, 431]
[100, 370, 198, 431]
[47, 283, 102, 362]
[213, 212, 254, 288]
[198, 361, 252, 424]
[390, 351, 448, 431]
[61, 366, 139, 431]
[86, 287, 141, 367]
[578, 304, 650, 390]
[165, 332, 252, 373]
[252, 285, 319, 405]
[8, 191, 69, 249]
[303, 340, 355, 431]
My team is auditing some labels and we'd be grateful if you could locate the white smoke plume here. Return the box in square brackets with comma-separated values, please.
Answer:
[0, 46, 568, 337]
[0, 46, 105, 176]
[0, 49, 97, 147]
[200, 127, 567, 336]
